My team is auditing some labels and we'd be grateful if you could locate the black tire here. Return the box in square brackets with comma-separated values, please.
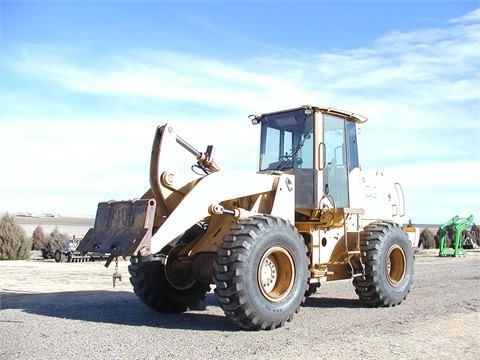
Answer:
[54, 250, 65, 263]
[213, 215, 309, 330]
[128, 243, 210, 313]
[353, 222, 414, 307]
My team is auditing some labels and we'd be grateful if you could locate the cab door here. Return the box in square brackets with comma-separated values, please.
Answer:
[323, 114, 359, 208]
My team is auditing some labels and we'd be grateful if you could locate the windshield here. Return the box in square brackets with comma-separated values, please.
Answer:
[259, 108, 314, 171]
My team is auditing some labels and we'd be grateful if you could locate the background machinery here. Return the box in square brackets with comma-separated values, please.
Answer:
[54, 236, 107, 263]
[438, 215, 475, 257]
[78, 105, 415, 330]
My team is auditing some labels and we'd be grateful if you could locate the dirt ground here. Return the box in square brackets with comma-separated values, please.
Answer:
[1, 248, 479, 360]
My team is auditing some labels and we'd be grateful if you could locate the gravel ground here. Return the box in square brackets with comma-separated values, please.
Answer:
[1, 249, 479, 360]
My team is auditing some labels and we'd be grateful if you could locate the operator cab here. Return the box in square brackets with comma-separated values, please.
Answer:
[251, 105, 367, 216]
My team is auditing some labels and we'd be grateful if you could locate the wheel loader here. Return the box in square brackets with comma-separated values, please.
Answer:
[78, 105, 415, 330]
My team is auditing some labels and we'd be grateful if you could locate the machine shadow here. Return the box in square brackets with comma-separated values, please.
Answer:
[304, 295, 365, 309]
[0, 291, 239, 332]
[1, 289, 364, 330]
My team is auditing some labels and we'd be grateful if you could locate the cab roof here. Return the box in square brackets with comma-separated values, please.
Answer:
[259, 105, 368, 124]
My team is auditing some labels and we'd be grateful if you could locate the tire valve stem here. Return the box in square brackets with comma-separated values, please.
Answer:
[112, 256, 122, 288]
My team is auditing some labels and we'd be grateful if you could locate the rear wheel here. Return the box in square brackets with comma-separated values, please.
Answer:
[213, 215, 309, 330]
[54, 250, 65, 263]
[353, 222, 414, 307]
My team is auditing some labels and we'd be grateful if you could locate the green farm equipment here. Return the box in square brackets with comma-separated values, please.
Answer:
[438, 215, 474, 257]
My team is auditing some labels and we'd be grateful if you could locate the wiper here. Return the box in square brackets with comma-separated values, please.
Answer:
[275, 115, 312, 171]
[275, 131, 311, 170]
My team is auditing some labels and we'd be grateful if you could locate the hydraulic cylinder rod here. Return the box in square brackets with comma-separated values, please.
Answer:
[176, 135, 201, 158]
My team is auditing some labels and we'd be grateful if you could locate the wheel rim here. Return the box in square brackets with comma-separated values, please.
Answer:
[164, 245, 196, 290]
[386, 244, 406, 286]
[257, 246, 295, 302]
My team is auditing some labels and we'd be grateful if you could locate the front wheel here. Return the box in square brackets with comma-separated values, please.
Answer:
[129, 244, 210, 313]
[213, 215, 309, 330]
[353, 222, 414, 307]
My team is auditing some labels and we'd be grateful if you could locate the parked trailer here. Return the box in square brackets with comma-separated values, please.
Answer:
[55, 236, 107, 263]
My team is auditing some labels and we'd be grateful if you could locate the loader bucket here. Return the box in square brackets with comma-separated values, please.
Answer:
[77, 199, 156, 257]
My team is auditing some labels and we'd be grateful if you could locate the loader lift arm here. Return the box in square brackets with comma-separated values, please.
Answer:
[78, 124, 218, 259]
[78, 123, 294, 263]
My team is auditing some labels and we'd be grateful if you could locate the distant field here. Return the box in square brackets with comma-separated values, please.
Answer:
[14, 216, 94, 238]
[13, 214, 443, 239]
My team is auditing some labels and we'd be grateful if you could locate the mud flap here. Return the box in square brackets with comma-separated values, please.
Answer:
[77, 199, 156, 257]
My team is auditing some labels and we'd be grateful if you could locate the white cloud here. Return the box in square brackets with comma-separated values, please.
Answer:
[450, 7, 480, 23]
[383, 161, 480, 224]
[1, 8, 479, 223]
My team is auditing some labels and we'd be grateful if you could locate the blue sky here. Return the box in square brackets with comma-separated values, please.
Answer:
[1, 0, 479, 225]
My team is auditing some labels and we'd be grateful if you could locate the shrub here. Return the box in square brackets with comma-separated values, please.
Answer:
[471, 224, 479, 246]
[419, 228, 436, 249]
[436, 227, 452, 249]
[41, 226, 69, 259]
[31, 225, 45, 250]
[446, 225, 456, 247]
[0, 213, 32, 260]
